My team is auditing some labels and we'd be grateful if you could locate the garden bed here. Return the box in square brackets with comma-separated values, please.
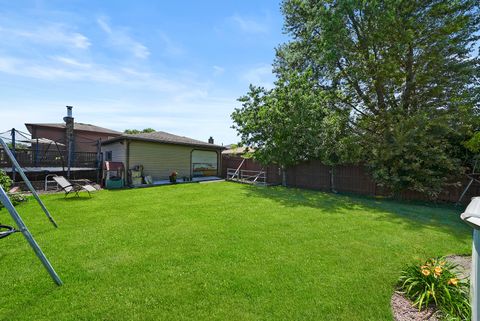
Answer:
[392, 255, 471, 321]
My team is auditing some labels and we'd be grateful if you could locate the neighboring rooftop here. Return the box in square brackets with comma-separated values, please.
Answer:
[102, 131, 224, 149]
[25, 123, 122, 135]
[222, 146, 254, 155]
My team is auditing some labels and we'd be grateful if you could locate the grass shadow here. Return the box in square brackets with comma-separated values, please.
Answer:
[238, 183, 471, 242]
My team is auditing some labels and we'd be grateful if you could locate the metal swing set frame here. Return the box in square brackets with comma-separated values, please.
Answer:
[457, 156, 480, 205]
[0, 137, 62, 286]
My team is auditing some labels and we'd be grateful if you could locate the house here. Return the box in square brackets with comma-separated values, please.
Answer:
[101, 131, 224, 184]
[25, 106, 121, 153]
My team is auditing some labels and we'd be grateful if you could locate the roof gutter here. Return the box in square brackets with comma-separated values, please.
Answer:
[101, 136, 225, 150]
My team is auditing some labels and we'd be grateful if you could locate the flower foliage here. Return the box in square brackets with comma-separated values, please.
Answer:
[398, 257, 470, 320]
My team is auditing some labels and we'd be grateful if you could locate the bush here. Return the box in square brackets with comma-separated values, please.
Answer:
[0, 169, 12, 191]
[398, 257, 470, 320]
[0, 169, 27, 209]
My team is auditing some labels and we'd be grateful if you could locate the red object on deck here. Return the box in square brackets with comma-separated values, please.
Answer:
[103, 161, 124, 171]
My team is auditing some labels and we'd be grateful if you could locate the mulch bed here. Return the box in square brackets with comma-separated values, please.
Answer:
[391, 255, 471, 321]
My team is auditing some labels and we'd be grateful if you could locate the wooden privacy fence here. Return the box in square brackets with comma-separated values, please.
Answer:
[222, 156, 480, 203]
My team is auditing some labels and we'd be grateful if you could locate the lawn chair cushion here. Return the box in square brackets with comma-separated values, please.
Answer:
[82, 185, 97, 192]
[52, 176, 73, 189]
[53, 176, 96, 195]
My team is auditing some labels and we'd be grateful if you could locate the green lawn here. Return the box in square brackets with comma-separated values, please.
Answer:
[0, 182, 472, 321]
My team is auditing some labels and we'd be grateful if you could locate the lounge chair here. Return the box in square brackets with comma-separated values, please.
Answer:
[52, 176, 97, 198]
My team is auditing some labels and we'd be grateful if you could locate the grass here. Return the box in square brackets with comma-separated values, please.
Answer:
[0, 182, 472, 321]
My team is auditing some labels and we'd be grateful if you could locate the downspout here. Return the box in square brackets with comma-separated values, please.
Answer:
[190, 149, 193, 179]
[125, 139, 130, 186]
[217, 150, 221, 177]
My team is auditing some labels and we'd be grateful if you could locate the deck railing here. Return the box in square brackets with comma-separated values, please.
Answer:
[0, 148, 98, 168]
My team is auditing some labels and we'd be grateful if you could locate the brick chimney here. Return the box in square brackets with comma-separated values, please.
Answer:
[208, 136, 214, 144]
[63, 106, 75, 176]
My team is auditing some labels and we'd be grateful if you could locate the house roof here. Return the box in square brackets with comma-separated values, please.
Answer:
[25, 123, 121, 135]
[102, 131, 225, 149]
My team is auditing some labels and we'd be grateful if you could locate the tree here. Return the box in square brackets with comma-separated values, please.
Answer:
[124, 128, 156, 134]
[234, 0, 480, 197]
[232, 70, 357, 185]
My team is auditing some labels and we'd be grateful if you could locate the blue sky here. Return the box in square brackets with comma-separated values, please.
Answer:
[0, 0, 286, 145]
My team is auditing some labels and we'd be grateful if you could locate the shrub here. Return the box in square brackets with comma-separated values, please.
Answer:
[0, 169, 12, 191]
[0, 169, 27, 209]
[398, 257, 470, 320]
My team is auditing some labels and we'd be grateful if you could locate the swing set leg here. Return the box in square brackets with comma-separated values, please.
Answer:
[0, 186, 62, 286]
[458, 178, 475, 205]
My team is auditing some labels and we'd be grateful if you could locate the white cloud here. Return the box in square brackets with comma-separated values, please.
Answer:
[0, 51, 200, 93]
[52, 56, 91, 68]
[0, 24, 91, 49]
[96, 17, 112, 34]
[213, 65, 225, 76]
[97, 16, 150, 59]
[0, 12, 241, 144]
[229, 14, 269, 34]
[157, 32, 184, 56]
[241, 64, 274, 88]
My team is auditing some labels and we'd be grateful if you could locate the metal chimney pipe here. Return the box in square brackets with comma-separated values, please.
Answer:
[63, 106, 75, 178]
[66, 106, 73, 118]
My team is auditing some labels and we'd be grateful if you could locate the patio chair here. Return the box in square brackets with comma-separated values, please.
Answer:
[52, 176, 97, 198]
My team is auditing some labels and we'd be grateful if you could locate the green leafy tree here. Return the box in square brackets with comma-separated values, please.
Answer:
[465, 132, 480, 154]
[234, 0, 480, 197]
[232, 70, 357, 185]
[124, 128, 156, 134]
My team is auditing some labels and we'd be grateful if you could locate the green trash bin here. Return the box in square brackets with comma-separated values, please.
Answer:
[106, 177, 124, 189]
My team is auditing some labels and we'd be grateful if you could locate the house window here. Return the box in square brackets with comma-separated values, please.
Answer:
[105, 151, 113, 161]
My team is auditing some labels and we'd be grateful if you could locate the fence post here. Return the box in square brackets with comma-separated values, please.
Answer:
[281, 165, 287, 187]
[330, 166, 337, 193]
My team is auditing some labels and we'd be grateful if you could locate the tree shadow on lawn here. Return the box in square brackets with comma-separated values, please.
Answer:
[240, 184, 471, 242]
[59, 196, 94, 202]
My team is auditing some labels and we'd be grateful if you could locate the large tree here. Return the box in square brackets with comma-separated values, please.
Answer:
[232, 71, 356, 185]
[233, 0, 480, 197]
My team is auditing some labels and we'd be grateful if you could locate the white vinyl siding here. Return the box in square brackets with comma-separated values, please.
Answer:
[128, 141, 193, 180]
[101, 141, 126, 164]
